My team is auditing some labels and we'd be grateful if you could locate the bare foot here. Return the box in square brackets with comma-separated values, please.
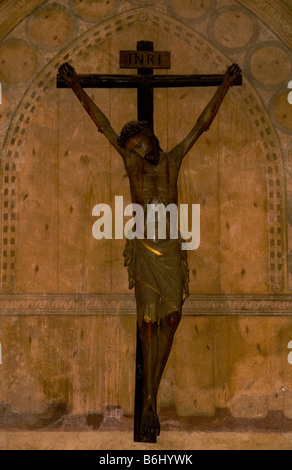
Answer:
[141, 403, 160, 438]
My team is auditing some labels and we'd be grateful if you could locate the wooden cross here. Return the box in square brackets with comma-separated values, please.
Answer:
[57, 40, 242, 129]
[57, 40, 242, 443]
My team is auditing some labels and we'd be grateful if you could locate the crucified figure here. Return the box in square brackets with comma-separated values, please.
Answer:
[59, 61, 242, 442]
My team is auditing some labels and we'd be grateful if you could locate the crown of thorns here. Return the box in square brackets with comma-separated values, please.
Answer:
[118, 121, 152, 148]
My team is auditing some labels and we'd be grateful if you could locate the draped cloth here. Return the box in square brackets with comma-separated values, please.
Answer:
[123, 237, 189, 324]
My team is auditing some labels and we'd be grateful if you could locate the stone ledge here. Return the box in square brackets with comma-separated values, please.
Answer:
[0, 294, 291, 316]
[1, 405, 292, 435]
[0, 428, 292, 450]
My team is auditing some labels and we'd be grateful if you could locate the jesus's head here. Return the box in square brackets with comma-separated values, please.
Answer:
[118, 121, 162, 165]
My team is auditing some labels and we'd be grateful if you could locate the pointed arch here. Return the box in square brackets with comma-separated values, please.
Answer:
[0, 7, 286, 292]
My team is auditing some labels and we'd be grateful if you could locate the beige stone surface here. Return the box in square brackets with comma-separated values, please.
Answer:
[0, 0, 292, 445]
[0, 0, 47, 41]
[239, 0, 292, 50]
[273, 93, 292, 132]
[0, 91, 12, 128]
[0, 315, 291, 418]
[1, 431, 292, 450]
[250, 46, 292, 86]
[0, 40, 38, 84]
[28, 4, 76, 50]
[212, 9, 254, 49]
[170, 0, 213, 20]
[71, 0, 115, 21]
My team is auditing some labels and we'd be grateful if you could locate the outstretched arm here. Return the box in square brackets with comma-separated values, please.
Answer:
[58, 62, 127, 158]
[170, 64, 242, 163]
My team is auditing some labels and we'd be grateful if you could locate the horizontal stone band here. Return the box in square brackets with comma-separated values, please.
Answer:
[0, 294, 291, 316]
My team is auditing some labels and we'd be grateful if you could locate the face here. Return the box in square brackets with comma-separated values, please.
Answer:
[125, 129, 161, 165]
[125, 132, 154, 159]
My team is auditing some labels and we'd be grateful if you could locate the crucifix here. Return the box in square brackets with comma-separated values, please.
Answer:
[57, 40, 242, 443]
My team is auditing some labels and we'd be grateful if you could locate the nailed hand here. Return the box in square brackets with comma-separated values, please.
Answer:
[225, 63, 242, 84]
[58, 62, 79, 85]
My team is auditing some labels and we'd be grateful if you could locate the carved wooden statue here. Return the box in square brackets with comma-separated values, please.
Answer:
[58, 58, 241, 443]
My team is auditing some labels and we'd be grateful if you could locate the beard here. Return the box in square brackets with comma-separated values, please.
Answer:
[144, 145, 161, 166]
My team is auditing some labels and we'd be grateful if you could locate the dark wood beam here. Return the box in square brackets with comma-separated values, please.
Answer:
[57, 73, 242, 89]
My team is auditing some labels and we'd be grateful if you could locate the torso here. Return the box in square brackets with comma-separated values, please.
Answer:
[125, 151, 180, 207]
[124, 152, 181, 242]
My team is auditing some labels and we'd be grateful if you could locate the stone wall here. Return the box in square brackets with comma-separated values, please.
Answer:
[0, 0, 292, 430]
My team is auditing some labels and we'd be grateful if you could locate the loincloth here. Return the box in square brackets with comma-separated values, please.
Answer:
[123, 237, 189, 324]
